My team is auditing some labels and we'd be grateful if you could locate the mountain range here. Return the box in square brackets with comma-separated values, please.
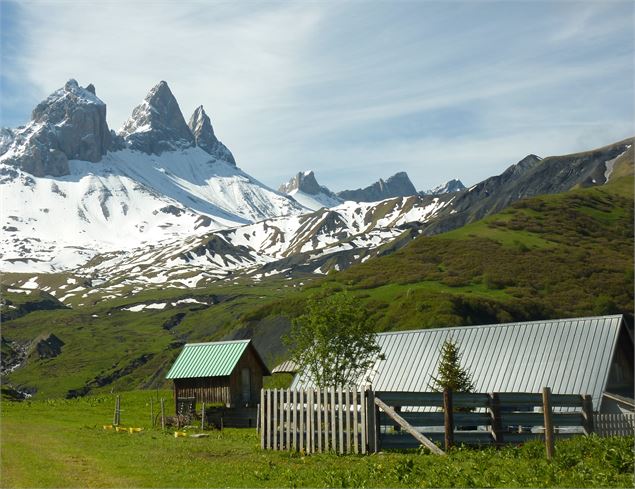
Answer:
[0, 78, 632, 306]
[1, 78, 633, 400]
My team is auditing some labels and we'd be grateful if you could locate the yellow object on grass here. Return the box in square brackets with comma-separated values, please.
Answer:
[103, 425, 113, 430]
[174, 431, 187, 438]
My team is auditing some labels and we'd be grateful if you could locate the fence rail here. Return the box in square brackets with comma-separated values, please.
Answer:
[260, 388, 631, 456]
[594, 413, 635, 437]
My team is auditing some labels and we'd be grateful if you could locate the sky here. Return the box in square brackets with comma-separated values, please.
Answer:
[1, 0, 633, 192]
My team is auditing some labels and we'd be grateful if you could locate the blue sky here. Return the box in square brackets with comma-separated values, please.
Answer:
[1, 0, 633, 191]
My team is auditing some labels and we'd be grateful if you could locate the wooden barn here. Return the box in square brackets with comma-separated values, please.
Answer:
[166, 339, 270, 412]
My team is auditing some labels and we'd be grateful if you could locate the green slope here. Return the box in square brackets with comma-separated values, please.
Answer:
[2, 176, 633, 399]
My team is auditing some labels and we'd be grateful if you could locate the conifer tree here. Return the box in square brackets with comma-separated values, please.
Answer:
[428, 338, 474, 392]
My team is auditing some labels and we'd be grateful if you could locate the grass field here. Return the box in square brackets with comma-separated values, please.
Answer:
[1, 390, 633, 488]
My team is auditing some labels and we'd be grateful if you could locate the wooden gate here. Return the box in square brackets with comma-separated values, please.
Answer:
[260, 387, 368, 454]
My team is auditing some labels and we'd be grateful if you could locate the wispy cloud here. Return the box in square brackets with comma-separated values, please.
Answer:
[2, 0, 633, 191]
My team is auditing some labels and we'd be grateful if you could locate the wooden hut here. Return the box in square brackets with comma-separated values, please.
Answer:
[166, 339, 270, 412]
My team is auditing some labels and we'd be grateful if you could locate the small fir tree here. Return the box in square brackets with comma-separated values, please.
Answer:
[428, 338, 475, 392]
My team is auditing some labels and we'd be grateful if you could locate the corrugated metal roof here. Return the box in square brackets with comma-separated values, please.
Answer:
[272, 360, 298, 374]
[292, 315, 624, 410]
[165, 340, 250, 379]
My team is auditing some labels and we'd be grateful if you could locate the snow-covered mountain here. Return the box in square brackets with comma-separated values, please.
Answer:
[278, 170, 342, 210]
[2, 78, 631, 303]
[0, 80, 303, 272]
[420, 178, 466, 195]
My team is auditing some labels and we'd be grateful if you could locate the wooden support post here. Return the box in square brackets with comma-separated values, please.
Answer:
[279, 389, 285, 450]
[201, 402, 206, 431]
[299, 389, 305, 453]
[582, 394, 594, 435]
[306, 389, 312, 454]
[316, 387, 322, 453]
[360, 389, 367, 454]
[366, 389, 378, 453]
[337, 386, 344, 454]
[285, 388, 291, 450]
[490, 392, 504, 446]
[345, 388, 351, 453]
[113, 395, 119, 426]
[273, 389, 278, 450]
[324, 388, 330, 452]
[291, 389, 297, 451]
[375, 396, 446, 456]
[443, 389, 454, 451]
[542, 387, 555, 460]
[267, 389, 273, 450]
[353, 390, 359, 454]
[260, 390, 265, 448]
[330, 387, 336, 451]
[160, 398, 165, 431]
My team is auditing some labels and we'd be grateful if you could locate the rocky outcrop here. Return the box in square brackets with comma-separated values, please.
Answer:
[119, 81, 194, 154]
[337, 171, 418, 202]
[29, 333, 64, 360]
[279, 170, 337, 197]
[0, 79, 111, 177]
[421, 178, 466, 196]
[188, 106, 235, 165]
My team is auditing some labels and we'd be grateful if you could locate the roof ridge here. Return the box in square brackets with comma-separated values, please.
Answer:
[183, 339, 251, 346]
[376, 314, 624, 337]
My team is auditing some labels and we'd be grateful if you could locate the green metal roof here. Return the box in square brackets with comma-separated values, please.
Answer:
[165, 340, 250, 379]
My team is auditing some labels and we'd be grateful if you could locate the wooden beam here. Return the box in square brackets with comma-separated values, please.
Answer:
[374, 396, 446, 456]
[542, 387, 555, 460]
[582, 394, 594, 435]
[443, 389, 454, 451]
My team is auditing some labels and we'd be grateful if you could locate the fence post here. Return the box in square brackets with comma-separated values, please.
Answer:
[360, 388, 367, 454]
[338, 386, 344, 454]
[582, 394, 594, 435]
[443, 388, 454, 450]
[267, 389, 272, 450]
[330, 387, 336, 451]
[345, 388, 351, 453]
[260, 390, 265, 448]
[542, 387, 555, 460]
[353, 390, 359, 454]
[113, 395, 120, 426]
[160, 398, 165, 431]
[201, 402, 206, 431]
[366, 389, 378, 453]
[286, 388, 291, 450]
[316, 387, 322, 453]
[490, 392, 504, 446]
[299, 389, 305, 453]
[307, 389, 313, 454]
[273, 389, 278, 450]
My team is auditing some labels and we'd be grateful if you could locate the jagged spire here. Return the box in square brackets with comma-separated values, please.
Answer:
[188, 105, 236, 165]
[119, 81, 194, 155]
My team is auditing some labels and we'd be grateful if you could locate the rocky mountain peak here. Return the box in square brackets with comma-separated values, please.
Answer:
[337, 171, 417, 202]
[119, 80, 194, 155]
[188, 105, 236, 165]
[0, 79, 111, 177]
[421, 178, 467, 195]
[279, 170, 322, 195]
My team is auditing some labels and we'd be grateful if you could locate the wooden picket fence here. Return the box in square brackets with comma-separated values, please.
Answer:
[260, 387, 368, 454]
[259, 387, 615, 457]
[594, 413, 635, 437]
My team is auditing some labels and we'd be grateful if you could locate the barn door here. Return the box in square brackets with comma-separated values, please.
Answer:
[241, 368, 251, 404]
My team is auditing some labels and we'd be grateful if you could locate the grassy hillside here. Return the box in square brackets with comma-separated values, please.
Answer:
[2, 176, 633, 399]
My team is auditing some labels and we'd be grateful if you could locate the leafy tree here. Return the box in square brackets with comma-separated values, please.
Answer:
[284, 292, 383, 387]
[428, 338, 475, 392]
